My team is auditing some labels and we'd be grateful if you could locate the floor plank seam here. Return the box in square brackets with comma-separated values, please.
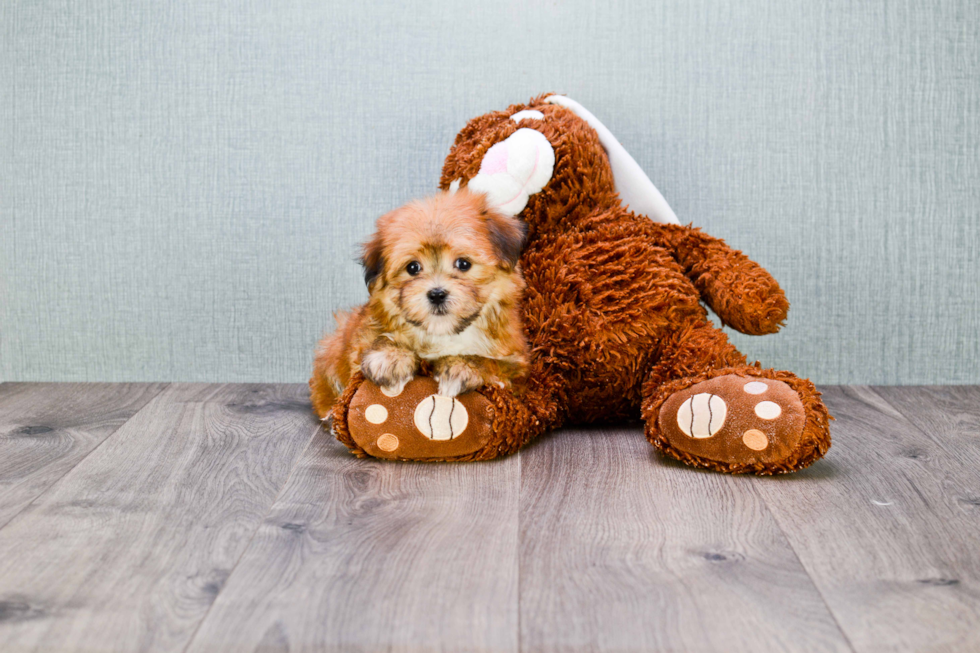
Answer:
[0, 383, 171, 534]
[180, 421, 323, 653]
[750, 479, 859, 653]
[516, 449, 523, 653]
[752, 386, 918, 653]
[870, 386, 972, 453]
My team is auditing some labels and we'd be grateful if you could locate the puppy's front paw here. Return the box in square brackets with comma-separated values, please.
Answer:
[434, 358, 485, 398]
[361, 347, 417, 396]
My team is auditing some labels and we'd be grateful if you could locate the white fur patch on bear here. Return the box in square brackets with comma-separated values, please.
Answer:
[510, 109, 545, 122]
[467, 128, 555, 217]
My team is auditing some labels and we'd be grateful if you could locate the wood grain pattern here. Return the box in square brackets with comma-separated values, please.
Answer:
[184, 432, 520, 653]
[0, 383, 317, 653]
[518, 427, 852, 653]
[752, 386, 980, 652]
[874, 385, 980, 457]
[2, 383, 979, 652]
[0, 382, 167, 528]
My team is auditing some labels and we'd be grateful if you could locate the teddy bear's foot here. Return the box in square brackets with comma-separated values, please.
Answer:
[342, 377, 498, 461]
[644, 368, 831, 475]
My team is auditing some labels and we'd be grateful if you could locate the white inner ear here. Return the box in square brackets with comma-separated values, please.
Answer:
[545, 95, 679, 224]
[466, 128, 555, 217]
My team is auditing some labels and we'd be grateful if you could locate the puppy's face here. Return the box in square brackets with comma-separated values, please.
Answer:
[361, 190, 525, 337]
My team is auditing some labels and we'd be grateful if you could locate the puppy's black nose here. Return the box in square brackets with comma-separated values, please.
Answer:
[427, 287, 449, 305]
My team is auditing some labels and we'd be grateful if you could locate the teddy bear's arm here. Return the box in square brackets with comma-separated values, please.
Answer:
[648, 223, 790, 335]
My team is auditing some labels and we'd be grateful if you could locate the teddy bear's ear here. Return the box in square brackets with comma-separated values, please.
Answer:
[466, 128, 555, 217]
[545, 95, 680, 225]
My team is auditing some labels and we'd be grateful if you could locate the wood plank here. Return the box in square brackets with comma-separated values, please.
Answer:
[519, 427, 851, 653]
[873, 385, 980, 457]
[0, 383, 317, 653]
[185, 431, 520, 652]
[753, 386, 980, 652]
[0, 382, 167, 528]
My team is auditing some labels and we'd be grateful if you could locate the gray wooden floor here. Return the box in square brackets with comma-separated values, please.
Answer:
[0, 383, 977, 652]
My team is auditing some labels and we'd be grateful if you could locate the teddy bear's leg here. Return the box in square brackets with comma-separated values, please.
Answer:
[641, 323, 832, 475]
[329, 371, 556, 462]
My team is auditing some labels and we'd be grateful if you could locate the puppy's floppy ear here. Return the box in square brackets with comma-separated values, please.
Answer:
[484, 208, 527, 269]
[360, 232, 384, 289]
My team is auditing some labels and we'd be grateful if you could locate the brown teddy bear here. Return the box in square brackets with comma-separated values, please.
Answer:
[313, 94, 831, 475]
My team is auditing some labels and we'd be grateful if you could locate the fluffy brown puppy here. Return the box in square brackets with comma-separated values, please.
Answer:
[310, 190, 529, 419]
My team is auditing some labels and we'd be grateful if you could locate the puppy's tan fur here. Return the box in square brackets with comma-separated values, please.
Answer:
[310, 190, 529, 418]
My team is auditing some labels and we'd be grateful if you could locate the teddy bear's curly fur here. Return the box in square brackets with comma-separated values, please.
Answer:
[314, 94, 832, 475]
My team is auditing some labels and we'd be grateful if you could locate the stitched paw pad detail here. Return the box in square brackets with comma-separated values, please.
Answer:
[413, 395, 469, 441]
[676, 393, 728, 438]
[347, 377, 494, 460]
[658, 375, 806, 464]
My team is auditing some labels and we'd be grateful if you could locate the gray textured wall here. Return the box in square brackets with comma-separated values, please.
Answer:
[2, 0, 978, 384]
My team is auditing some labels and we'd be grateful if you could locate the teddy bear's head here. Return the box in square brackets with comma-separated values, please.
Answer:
[440, 94, 679, 240]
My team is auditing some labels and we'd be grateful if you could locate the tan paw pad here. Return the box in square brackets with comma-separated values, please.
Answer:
[377, 433, 399, 452]
[742, 429, 768, 451]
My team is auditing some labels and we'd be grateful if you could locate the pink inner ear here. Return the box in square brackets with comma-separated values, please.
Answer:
[480, 143, 509, 176]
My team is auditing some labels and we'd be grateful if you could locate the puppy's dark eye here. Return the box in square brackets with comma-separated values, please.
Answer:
[406, 261, 421, 276]
[454, 258, 472, 272]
